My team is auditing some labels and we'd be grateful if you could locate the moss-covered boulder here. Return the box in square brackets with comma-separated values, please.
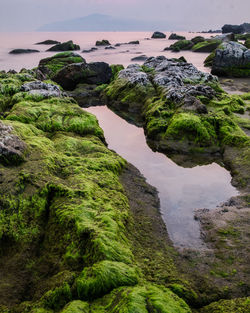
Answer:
[95, 40, 111, 46]
[200, 297, 250, 313]
[192, 40, 221, 52]
[38, 52, 85, 79]
[168, 33, 186, 40]
[47, 40, 80, 52]
[165, 40, 194, 52]
[211, 41, 250, 77]
[244, 38, 250, 48]
[191, 36, 205, 44]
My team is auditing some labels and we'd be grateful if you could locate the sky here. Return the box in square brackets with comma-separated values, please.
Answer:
[0, 0, 249, 31]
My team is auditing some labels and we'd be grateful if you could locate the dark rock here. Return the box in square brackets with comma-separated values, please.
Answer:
[151, 32, 166, 39]
[96, 40, 111, 46]
[9, 49, 39, 54]
[213, 33, 235, 42]
[21, 81, 65, 98]
[168, 33, 186, 40]
[191, 36, 205, 44]
[105, 46, 116, 50]
[211, 41, 250, 77]
[46, 40, 80, 52]
[53, 61, 112, 90]
[183, 96, 208, 114]
[82, 47, 98, 53]
[192, 40, 221, 52]
[35, 40, 61, 45]
[0, 121, 26, 165]
[128, 41, 140, 44]
[68, 83, 104, 107]
[7, 69, 17, 74]
[165, 40, 194, 52]
[222, 24, 244, 34]
[131, 55, 148, 61]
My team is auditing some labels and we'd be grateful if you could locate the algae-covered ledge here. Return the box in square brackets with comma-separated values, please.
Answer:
[0, 51, 249, 313]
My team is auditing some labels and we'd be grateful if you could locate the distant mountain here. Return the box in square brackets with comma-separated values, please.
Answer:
[37, 14, 174, 32]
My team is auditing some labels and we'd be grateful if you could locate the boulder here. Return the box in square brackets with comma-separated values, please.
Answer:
[211, 41, 250, 77]
[191, 36, 205, 44]
[213, 33, 235, 42]
[9, 49, 39, 54]
[35, 40, 60, 45]
[222, 24, 244, 34]
[82, 47, 98, 53]
[105, 46, 116, 50]
[151, 32, 166, 39]
[96, 40, 111, 46]
[46, 40, 80, 52]
[128, 40, 140, 44]
[21, 81, 65, 98]
[168, 33, 186, 40]
[192, 40, 221, 52]
[164, 40, 194, 52]
[245, 39, 250, 49]
[52, 61, 112, 90]
[0, 121, 26, 165]
[131, 55, 148, 61]
[38, 52, 85, 78]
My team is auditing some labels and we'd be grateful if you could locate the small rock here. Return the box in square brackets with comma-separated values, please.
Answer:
[151, 31, 166, 39]
[47, 40, 80, 52]
[35, 40, 60, 45]
[9, 49, 39, 54]
[96, 40, 111, 46]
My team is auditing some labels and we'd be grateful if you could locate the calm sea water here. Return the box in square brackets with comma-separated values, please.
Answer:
[0, 31, 213, 71]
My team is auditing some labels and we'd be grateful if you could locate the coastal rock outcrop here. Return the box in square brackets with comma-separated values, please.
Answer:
[36, 40, 60, 45]
[164, 40, 194, 52]
[9, 49, 39, 54]
[96, 39, 111, 46]
[168, 33, 186, 40]
[47, 40, 80, 52]
[21, 81, 64, 98]
[191, 40, 221, 52]
[211, 41, 250, 77]
[151, 31, 166, 39]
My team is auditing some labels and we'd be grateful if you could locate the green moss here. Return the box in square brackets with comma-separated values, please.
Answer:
[200, 297, 250, 312]
[204, 51, 216, 67]
[168, 40, 194, 52]
[110, 64, 124, 81]
[76, 261, 139, 300]
[209, 94, 246, 114]
[244, 38, 250, 48]
[192, 40, 221, 52]
[61, 300, 89, 313]
[43, 283, 72, 310]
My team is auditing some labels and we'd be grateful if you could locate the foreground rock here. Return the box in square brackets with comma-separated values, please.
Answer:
[47, 40, 80, 51]
[151, 31, 166, 39]
[211, 41, 250, 77]
[21, 81, 65, 98]
[9, 49, 39, 54]
[35, 40, 60, 45]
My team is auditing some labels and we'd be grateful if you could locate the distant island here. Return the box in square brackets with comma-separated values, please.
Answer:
[37, 14, 174, 31]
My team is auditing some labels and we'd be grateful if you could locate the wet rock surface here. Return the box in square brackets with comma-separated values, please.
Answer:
[21, 81, 65, 98]
[9, 49, 39, 54]
[46, 40, 80, 52]
[0, 121, 26, 165]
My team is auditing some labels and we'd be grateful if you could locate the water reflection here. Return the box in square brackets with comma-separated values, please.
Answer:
[85, 106, 238, 249]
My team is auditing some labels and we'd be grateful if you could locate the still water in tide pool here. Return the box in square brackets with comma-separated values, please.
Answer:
[85, 106, 238, 249]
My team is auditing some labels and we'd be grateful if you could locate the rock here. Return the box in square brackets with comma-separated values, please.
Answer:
[68, 83, 104, 107]
[131, 55, 148, 61]
[0, 121, 26, 165]
[118, 64, 150, 86]
[21, 81, 65, 98]
[168, 33, 186, 40]
[211, 41, 250, 77]
[35, 40, 60, 45]
[105, 46, 116, 50]
[213, 33, 235, 42]
[245, 39, 250, 49]
[151, 31, 166, 39]
[222, 24, 244, 34]
[183, 96, 208, 114]
[96, 40, 111, 46]
[53, 61, 112, 90]
[165, 40, 194, 52]
[7, 69, 17, 74]
[38, 52, 85, 78]
[192, 40, 221, 52]
[128, 41, 140, 44]
[9, 49, 39, 54]
[82, 47, 98, 53]
[191, 36, 205, 44]
[46, 40, 80, 52]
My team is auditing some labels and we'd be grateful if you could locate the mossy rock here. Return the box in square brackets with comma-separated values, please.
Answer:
[47, 40, 80, 52]
[244, 38, 250, 48]
[200, 297, 250, 313]
[96, 40, 111, 46]
[191, 36, 205, 44]
[165, 40, 194, 52]
[192, 40, 221, 52]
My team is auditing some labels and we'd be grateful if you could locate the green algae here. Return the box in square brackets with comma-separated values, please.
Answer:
[192, 40, 221, 53]
[167, 40, 194, 52]
[200, 297, 250, 313]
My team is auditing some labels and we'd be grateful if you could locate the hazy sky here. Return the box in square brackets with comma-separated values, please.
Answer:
[0, 0, 249, 31]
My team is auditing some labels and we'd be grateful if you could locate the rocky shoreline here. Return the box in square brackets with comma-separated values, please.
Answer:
[0, 48, 249, 312]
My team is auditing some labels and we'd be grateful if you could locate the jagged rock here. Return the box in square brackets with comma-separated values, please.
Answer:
[168, 33, 186, 40]
[35, 40, 60, 45]
[21, 81, 65, 98]
[118, 64, 150, 86]
[211, 41, 250, 77]
[46, 40, 80, 52]
[82, 47, 98, 53]
[9, 49, 39, 54]
[53, 61, 112, 90]
[151, 31, 166, 39]
[0, 121, 26, 165]
[131, 55, 148, 61]
[183, 96, 208, 114]
[96, 40, 111, 46]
